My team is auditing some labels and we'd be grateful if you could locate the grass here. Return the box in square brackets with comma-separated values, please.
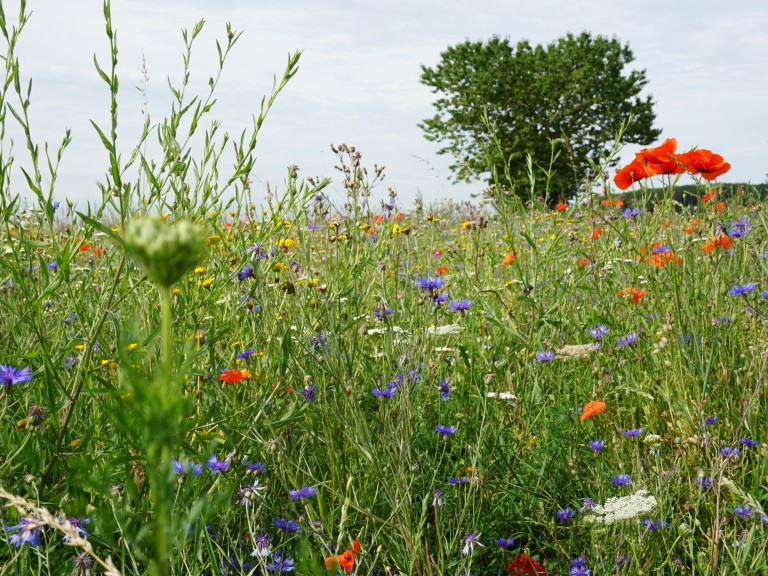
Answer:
[1, 2, 767, 575]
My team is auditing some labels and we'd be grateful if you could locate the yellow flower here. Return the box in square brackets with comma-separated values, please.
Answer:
[392, 224, 402, 235]
[201, 278, 213, 289]
[272, 262, 287, 272]
[172, 287, 181, 296]
[194, 267, 207, 275]
[277, 238, 296, 250]
[207, 235, 221, 245]
[75, 344, 85, 351]
[161, 213, 171, 220]
[17, 418, 28, 429]
[69, 438, 81, 448]
[126, 343, 138, 351]
[307, 277, 319, 286]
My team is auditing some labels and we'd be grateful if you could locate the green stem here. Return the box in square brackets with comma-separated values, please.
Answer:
[161, 285, 173, 379]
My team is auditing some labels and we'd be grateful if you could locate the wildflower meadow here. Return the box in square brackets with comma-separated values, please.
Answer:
[1, 3, 767, 575]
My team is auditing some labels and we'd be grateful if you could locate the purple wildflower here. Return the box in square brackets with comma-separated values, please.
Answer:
[0, 365, 33, 387]
[289, 486, 318, 500]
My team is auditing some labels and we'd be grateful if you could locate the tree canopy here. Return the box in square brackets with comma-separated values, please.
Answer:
[419, 32, 661, 201]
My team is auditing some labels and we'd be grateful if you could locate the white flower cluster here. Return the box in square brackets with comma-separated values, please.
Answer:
[487, 391, 517, 406]
[592, 489, 657, 524]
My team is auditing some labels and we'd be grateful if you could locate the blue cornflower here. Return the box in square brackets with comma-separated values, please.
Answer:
[206, 454, 230, 473]
[289, 486, 318, 500]
[0, 365, 33, 387]
[273, 518, 300, 533]
[721, 446, 740, 457]
[703, 415, 718, 426]
[374, 304, 393, 319]
[435, 424, 457, 435]
[611, 474, 632, 487]
[61, 517, 90, 542]
[64, 311, 76, 324]
[495, 537, 515, 548]
[589, 440, 605, 452]
[299, 386, 317, 402]
[588, 323, 609, 339]
[569, 555, 591, 576]
[46, 262, 59, 271]
[66, 356, 78, 368]
[652, 244, 670, 254]
[372, 387, 396, 398]
[51, 201, 60, 212]
[251, 531, 272, 557]
[580, 498, 595, 511]
[622, 207, 643, 220]
[715, 316, 731, 325]
[236, 349, 256, 360]
[621, 428, 643, 437]
[438, 378, 451, 401]
[266, 551, 295, 573]
[4, 517, 42, 547]
[730, 283, 756, 296]
[617, 332, 639, 347]
[416, 276, 444, 291]
[432, 490, 444, 507]
[237, 263, 254, 281]
[449, 299, 473, 312]
[461, 532, 483, 556]
[642, 518, 667, 532]
[740, 437, 758, 447]
[448, 477, 468, 485]
[734, 505, 752, 517]
[243, 459, 266, 474]
[695, 476, 712, 489]
[433, 292, 449, 306]
[535, 350, 555, 363]
[555, 508, 576, 523]
[729, 216, 752, 238]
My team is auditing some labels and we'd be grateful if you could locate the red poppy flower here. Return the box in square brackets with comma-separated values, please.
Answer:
[592, 228, 602, 240]
[507, 553, 547, 575]
[702, 234, 733, 253]
[618, 287, 646, 305]
[502, 252, 516, 266]
[580, 400, 606, 421]
[220, 369, 247, 383]
[80, 242, 90, 252]
[677, 149, 731, 181]
[555, 203, 568, 211]
[436, 265, 448, 275]
[576, 257, 591, 269]
[325, 549, 355, 573]
[636, 138, 684, 177]
[614, 158, 647, 191]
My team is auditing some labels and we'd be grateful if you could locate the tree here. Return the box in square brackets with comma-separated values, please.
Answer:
[419, 32, 661, 202]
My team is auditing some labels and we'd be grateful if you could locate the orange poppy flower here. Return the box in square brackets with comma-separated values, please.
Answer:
[507, 553, 547, 575]
[502, 252, 516, 266]
[619, 287, 646, 305]
[220, 369, 248, 383]
[580, 400, 606, 421]
[576, 257, 591, 269]
[702, 234, 733, 253]
[592, 228, 602, 240]
[325, 549, 355, 573]
[677, 149, 731, 181]
[614, 158, 647, 190]
[684, 218, 701, 234]
[436, 265, 448, 275]
[601, 198, 625, 208]
[701, 190, 715, 203]
[80, 242, 90, 252]
[394, 212, 405, 221]
[636, 137, 684, 177]
[94, 247, 102, 257]
[352, 540, 362, 553]
[714, 201, 726, 214]
[555, 202, 568, 211]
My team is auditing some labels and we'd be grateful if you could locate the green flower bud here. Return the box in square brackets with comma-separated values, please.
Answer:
[123, 215, 206, 287]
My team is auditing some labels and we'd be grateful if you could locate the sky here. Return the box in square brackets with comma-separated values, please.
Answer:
[6, 0, 768, 209]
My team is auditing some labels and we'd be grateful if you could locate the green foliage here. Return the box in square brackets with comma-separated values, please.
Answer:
[420, 32, 661, 202]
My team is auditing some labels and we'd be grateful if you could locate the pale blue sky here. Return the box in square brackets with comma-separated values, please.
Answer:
[9, 0, 768, 208]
